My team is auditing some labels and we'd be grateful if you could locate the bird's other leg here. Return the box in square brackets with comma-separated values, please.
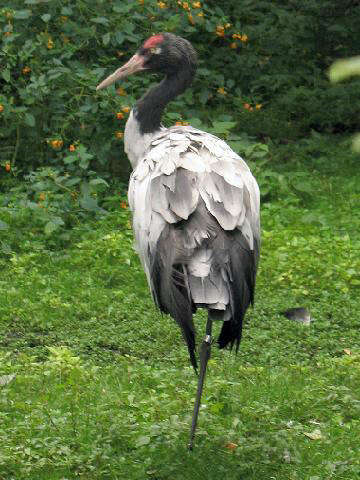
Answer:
[188, 315, 212, 451]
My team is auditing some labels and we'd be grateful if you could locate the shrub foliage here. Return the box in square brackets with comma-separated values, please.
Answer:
[1, 0, 359, 176]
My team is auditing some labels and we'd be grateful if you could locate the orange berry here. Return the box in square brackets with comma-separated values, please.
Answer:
[116, 112, 124, 120]
[120, 201, 127, 209]
[5, 163, 11, 172]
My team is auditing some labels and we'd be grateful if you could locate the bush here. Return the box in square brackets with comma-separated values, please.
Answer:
[1, 0, 359, 179]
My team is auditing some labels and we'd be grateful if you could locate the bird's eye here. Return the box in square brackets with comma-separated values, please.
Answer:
[150, 47, 161, 55]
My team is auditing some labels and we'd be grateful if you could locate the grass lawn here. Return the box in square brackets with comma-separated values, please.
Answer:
[0, 135, 359, 479]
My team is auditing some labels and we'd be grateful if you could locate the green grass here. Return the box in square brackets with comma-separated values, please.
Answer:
[0, 135, 360, 479]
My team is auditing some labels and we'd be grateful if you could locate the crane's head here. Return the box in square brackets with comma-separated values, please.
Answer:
[96, 33, 197, 91]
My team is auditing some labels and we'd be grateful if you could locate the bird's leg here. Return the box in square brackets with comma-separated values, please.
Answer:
[188, 316, 213, 451]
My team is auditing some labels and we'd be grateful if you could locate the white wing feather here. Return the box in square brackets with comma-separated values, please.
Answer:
[128, 125, 260, 307]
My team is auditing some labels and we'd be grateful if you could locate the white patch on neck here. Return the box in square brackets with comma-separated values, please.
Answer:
[124, 110, 161, 169]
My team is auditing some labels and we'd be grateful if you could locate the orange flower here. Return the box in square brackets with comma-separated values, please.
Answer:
[116, 112, 124, 120]
[47, 38, 54, 49]
[115, 131, 124, 139]
[188, 14, 195, 25]
[5, 163, 11, 172]
[243, 103, 251, 110]
[157, 1, 167, 7]
[255, 104, 262, 110]
[232, 33, 241, 40]
[216, 26, 225, 37]
[120, 201, 127, 209]
[230, 42, 237, 49]
[241, 34, 248, 43]
[224, 23, 232, 29]
[22, 66, 31, 74]
[182, 2, 190, 10]
[122, 106, 131, 113]
[51, 139, 63, 148]
[175, 121, 183, 126]
[39, 192, 46, 201]
[69, 144, 76, 152]
[197, 11, 204, 17]
[217, 87, 227, 95]
[116, 87, 126, 96]
[0, 105, 4, 113]
[192, 1, 201, 7]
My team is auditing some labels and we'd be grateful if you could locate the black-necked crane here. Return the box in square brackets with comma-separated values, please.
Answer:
[97, 33, 260, 449]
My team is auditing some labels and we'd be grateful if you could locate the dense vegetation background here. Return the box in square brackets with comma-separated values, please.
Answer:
[1, 0, 360, 171]
[1, 1, 360, 479]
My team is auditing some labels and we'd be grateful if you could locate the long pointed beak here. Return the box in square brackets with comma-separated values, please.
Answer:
[96, 54, 146, 91]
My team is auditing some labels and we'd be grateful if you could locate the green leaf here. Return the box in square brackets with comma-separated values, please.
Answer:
[102, 33, 111, 46]
[89, 178, 109, 187]
[44, 221, 59, 236]
[329, 56, 360, 83]
[63, 155, 77, 164]
[24, 113, 35, 127]
[80, 195, 99, 212]
[135, 436, 150, 447]
[41, 14, 51, 22]
[2, 69, 11, 83]
[14, 10, 31, 19]
[64, 177, 81, 187]
[211, 121, 237, 134]
[90, 17, 109, 25]
[0, 220, 9, 230]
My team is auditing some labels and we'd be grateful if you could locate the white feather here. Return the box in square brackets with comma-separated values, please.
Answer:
[127, 118, 260, 316]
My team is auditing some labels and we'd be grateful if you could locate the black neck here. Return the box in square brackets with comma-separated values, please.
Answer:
[135, 68, 195, 134]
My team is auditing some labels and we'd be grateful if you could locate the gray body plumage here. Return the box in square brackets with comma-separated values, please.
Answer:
[126, 113, 260, 367]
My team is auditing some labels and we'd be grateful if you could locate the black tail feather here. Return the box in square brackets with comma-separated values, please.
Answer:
[150, 225, 197, 371]
[216, 234, 259, 351]
[149, 210, 259, 369]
